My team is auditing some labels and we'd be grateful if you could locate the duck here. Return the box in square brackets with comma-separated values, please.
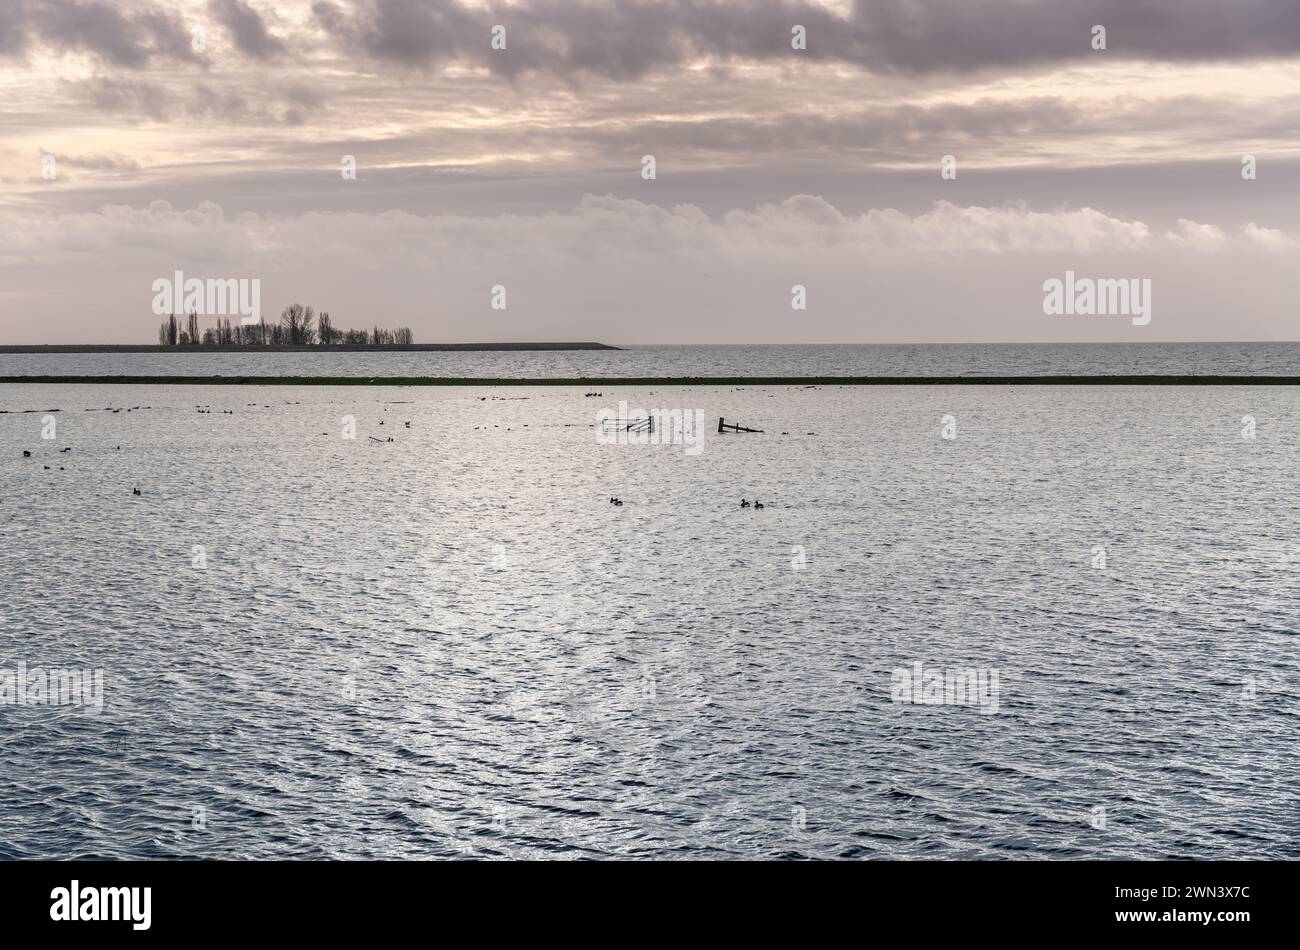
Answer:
[22, 450, 31, 457]
[132, 487, 142, 496]
[613, 500, 623, 507]
[740, 499, 750, 508]
[754, 501, 765, 509]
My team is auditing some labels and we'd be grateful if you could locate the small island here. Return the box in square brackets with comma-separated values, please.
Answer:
[0, 303, 618, 352]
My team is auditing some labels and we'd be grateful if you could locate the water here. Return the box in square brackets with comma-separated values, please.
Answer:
[4, 341, 1300, 378]
[1, 375, 1298, 859]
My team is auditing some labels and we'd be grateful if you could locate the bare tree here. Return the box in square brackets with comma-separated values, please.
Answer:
[280, 303, 320, 345]
[153, 302, 415, 347]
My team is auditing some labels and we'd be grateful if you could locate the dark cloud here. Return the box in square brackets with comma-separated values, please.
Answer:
[24, 0, 200, 67]
[313, 0, 1300, 79]
[8, 1, 1300, 77]
[0, 2, 27, 57]
[209, 0, 286, 59]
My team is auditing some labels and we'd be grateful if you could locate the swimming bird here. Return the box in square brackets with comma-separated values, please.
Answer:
[754, 502, 765, 509]
[132, 488, 141, 496]
[740, 499, 750, 507]
[22, 450, 30, 457]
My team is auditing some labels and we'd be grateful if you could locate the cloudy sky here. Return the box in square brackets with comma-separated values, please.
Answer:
[1, 0, 1298, 344]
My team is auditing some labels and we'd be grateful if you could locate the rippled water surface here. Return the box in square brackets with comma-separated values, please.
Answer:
[5, 341, 1300, 378]
[2, 381, 1298, 859]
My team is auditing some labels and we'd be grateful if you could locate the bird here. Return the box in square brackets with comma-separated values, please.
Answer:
[740, 499, 750, 508]
[613, 499, 623, 506]
[754, 502, 765, 509]
[22, 450, 31, 457]
[132, 488, 141, 496]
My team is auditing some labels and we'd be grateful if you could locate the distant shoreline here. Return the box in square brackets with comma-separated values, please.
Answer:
[0, 342, 618, 353]
[2, 375, 1299, 386]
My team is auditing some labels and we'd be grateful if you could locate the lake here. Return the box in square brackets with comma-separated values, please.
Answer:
[1, 369, 1297, 858]
[4, 341, 1300, 379]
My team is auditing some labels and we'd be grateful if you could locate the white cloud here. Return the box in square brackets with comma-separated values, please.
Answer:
[1242, 221, 1297, 251]
[5, 195, 1276, 264]
[1167, 218, 1226, 251]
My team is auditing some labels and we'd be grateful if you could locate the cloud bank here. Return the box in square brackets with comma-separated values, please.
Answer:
[3, 195, 1294, 344]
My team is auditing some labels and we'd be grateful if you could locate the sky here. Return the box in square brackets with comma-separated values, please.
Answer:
[1, 0, 1299, 344]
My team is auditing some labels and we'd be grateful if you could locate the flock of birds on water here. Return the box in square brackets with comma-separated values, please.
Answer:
[17, 399, 775, 509]
[610, 496, 764, 509]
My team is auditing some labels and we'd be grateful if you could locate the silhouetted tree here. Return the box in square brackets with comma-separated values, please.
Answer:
[152, 306, 412, 347]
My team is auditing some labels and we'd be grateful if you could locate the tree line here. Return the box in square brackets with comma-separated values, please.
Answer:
[157, 305, 414, 346]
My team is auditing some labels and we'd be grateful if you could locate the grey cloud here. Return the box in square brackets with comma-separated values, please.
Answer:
[311, 0, 1300, 79]
[40, 150, 142, 171]
[76, 76, 325, 124]
[0, 3, 26, 56]
[21, 0, 200, 67]
[209, 0, 286, 59]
